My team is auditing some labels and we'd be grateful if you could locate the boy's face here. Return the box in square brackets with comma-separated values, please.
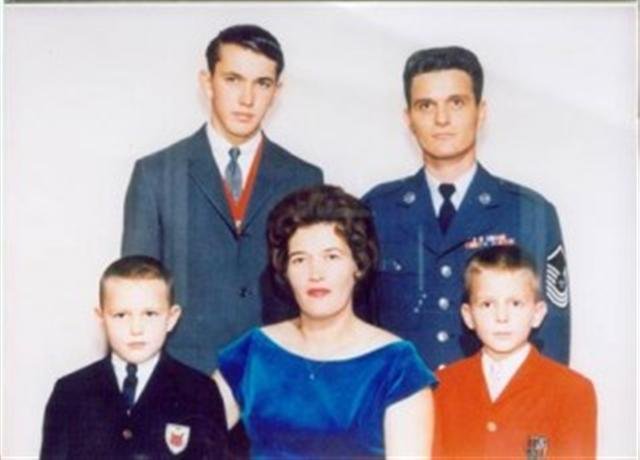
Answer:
[200, 43, 280, 145]
[461, 268, 547, 361]
[96, 277, 181, 364]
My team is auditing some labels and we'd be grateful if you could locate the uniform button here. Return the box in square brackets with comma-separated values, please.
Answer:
[392, 260, 402, 272]
[122, 428, 133, 440]
[436, 330, 449, 343]
[437, 363, 447, 370]
[486, 421, 498, 432]
[239, 287, 249, 298]
[438, 297, 450, 310]
[413, 307, 420, 314]
[440, 265, 452, 278]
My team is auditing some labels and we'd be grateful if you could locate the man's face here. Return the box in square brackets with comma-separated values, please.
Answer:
[200, 43, 280, 145]
[405, 69, 485, 166]
[97, 278, 181, 364]
[461, 268, 547, 361]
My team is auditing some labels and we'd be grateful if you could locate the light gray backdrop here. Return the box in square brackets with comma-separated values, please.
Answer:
[3, 2, 637, 458]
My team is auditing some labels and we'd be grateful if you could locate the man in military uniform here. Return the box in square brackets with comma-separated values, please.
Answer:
[363, 46, 570, 370]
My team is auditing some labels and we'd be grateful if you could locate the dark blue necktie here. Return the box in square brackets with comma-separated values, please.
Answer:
[122, 363, 138, 410]
[225, 147, 243, 200]
[438, 183, 456, 234]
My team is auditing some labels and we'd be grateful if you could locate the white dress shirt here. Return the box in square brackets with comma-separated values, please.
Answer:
[481, 343, 531, 402]
[206, 122, 262, 189]
[111, 352, 159, 404]
[425, 163, 477, 213]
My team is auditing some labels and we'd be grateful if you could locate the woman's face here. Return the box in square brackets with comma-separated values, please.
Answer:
[286, 222, 359, 321]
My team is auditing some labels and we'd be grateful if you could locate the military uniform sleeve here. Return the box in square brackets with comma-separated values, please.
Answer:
[40, 381, 70, 459]
[535, 203, 571, 364]
[121, 159, 162, 258]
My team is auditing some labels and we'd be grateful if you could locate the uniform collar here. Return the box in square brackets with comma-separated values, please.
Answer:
[111, 352, 160, 404]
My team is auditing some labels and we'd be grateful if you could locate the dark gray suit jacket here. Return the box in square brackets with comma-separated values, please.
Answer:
[122, 125, 323, 373]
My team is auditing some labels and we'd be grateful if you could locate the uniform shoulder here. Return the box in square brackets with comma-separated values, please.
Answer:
[362, 174, 417, 204]
[435, 355, 478, 383]
[492, 172, 555, 208]
[164, 354, 215, 387]
[53, 358, 109, 391]
[265, 138, 322, 175]
[135, 127, 204, 165]
[537, 353, 594, 392]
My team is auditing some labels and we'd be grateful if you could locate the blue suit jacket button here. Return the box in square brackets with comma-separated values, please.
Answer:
[436, 330, 449, 343]
[440, 265, 452, 278]
[438, 297, 450, 310]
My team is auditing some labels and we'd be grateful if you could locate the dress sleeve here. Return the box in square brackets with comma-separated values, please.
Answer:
[217, 330, 255, 408]
[385, 342, 438, 407]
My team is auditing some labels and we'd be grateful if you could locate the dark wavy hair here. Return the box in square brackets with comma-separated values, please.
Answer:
[403, 46, 484, 106]
[267, 185, 378, 291]
[206, 24, 284, 78]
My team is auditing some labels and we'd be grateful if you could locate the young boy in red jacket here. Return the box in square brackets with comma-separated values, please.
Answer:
[433, 245, 596, 459]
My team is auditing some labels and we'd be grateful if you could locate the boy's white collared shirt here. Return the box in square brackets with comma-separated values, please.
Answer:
[481, 343, 531, 402]
[206, 122, 262, 189]
[425, 162, 477, 213]
[112, 352, 159, 404]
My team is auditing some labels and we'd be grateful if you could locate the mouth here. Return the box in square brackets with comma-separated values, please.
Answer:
[307, 288, 330, 298]
[432, 133, 455, 140]
[492, 332, 512, 339]
[233, 112, 254, 122]
[127, 341, 147, 349]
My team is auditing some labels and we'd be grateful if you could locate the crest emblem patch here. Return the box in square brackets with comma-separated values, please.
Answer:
[165, 423, 190, 455]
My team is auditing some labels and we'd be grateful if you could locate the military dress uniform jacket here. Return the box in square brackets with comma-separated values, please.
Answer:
[433, 347, 597, 458]
[122, 125, 323, 373]
[40, 353, 227, 459]
[363, 164, 570, 369]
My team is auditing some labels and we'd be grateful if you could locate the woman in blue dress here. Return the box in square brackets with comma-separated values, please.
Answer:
[213, 185, 437, 459]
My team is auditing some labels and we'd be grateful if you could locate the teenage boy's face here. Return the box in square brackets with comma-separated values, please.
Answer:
[461, 268, 546, 361]
[200, 43, 280, 145]
[405, 69, 485, 167]
[96, 278, 181, 364]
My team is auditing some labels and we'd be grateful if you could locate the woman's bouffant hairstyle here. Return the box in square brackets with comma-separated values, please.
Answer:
[267, 185, 379, 288]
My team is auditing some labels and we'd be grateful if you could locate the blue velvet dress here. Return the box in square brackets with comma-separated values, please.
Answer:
[218, 328, 436, 459]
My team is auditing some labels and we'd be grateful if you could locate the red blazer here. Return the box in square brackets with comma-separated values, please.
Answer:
[433, 347, 596, 459]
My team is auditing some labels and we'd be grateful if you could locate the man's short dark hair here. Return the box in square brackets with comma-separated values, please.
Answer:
[463, 245, 541, 303]
[267, 185, 378, 289]
[99, 255, 174, 306]
[403, 46, 484, 106]
[206, 24, 284, 78]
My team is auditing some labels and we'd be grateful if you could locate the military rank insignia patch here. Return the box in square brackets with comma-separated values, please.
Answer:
[165, 423, 190, 455]
[546, 245, 569, 308]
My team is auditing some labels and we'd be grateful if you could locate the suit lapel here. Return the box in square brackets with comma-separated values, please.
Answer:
[493, 346, 541, 406]
[132, 354, 172, 416]
[440, 164, 501, 252]
[397, 170, 445, 253]
[187, 126, 235, 231]
[95, 357, 128, 413]
[242, 137, 287, 231]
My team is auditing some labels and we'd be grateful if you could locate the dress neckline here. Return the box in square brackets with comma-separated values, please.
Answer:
[255, 328, 405, 364]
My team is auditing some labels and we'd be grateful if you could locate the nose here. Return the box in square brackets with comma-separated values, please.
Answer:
[129, 316, 143, 335]
[435, 104, 450, 126]
[239, 82, 255, 107]
[495, 303, 509, 323]
[308, 258, 325, 282]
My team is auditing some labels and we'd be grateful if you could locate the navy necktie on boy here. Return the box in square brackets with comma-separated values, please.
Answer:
[438, 183, 456, 233]
[122, 363, 138, 411]
[225, 147, 243, 200]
